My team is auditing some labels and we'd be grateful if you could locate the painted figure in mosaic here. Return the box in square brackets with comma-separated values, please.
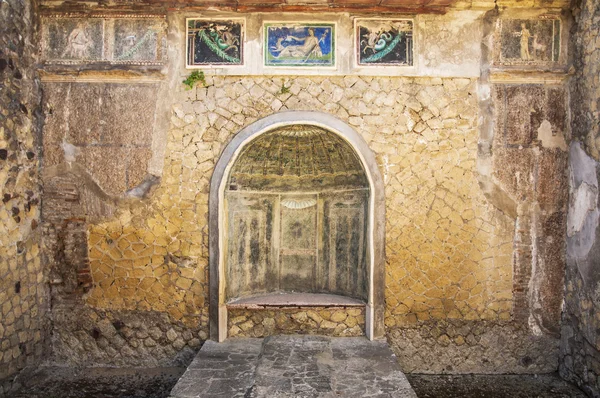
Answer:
[361, 28, 393, 54]
[62, 22, 91, 59]
[199, 24, 239, 60]
[188, 20, 243, 66]
[272, 28, 325, 61]
[356, 20, 413, 66]
[265, 24, 334, 67]
[217, 29, 237, 51]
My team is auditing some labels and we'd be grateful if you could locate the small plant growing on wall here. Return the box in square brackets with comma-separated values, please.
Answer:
[278, 79, 290, 95]
[182, 71, 206, 90]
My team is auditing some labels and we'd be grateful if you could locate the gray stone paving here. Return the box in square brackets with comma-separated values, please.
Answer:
[170, 335, 417, 398]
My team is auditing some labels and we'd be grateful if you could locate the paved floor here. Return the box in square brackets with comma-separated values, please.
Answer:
[169, 335, 417, 398]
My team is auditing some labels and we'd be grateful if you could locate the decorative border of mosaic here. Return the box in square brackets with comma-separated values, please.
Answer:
[263, 22, 336, 68]
[40, 14, 167, 66]
[354, 18, 414, 67]
[186, 18, 246, 68]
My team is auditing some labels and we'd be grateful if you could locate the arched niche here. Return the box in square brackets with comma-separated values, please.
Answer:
[209, 111, 385, 341]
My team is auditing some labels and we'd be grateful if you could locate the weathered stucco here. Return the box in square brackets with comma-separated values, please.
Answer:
[560, 0, 600, 394]
[42, 82, 159, 195]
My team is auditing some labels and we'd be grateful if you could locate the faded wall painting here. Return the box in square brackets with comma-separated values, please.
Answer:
[355, 19, 413, 66]
[186, 19, 244, 67]
[113, 19, 166, 63]
[40, 16, 167, 65]
[264, 23, 335, 67]
[41, 18, 103, 62]
[499, 18, 561, 64]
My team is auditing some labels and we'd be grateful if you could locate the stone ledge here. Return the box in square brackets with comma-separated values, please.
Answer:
[227, 293, 366, 308]
[39, 69, 165, 83]
[489, 69, 572, 84]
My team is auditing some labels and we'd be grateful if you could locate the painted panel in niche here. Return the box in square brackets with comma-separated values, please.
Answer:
[41, 18, 103, 62]
[186, 19, 244, 67]
[355, 19, 413, 66]
[228, 209, 268, 298]
[264, 23, 335, 68]
[499, 18, 561, 64]
[280, 197, 317, 292]
[113, 19, 166, 63]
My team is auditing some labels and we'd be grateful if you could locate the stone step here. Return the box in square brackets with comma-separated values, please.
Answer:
[170, 335, 417, 398]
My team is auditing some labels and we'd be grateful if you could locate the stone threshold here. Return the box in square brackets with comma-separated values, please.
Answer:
[169, 335, 417, 398]
[226, 292, 366, 309]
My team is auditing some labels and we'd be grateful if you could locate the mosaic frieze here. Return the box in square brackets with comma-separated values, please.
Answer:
[186, 19, 244, 67]
[355, 19, 413, 66]
[497, 18, 561, 65]
[264, 23, 335, 67]
[40, 16, 167, 65]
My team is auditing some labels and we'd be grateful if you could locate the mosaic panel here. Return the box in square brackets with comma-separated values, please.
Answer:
[498, 18, 561, 65]
[186, 19, 244, 67]
[355, 19, 413, 66]
[264, 23, 335, 67]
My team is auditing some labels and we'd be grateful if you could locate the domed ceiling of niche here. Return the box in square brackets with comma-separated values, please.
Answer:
[228, 125, 368, 191]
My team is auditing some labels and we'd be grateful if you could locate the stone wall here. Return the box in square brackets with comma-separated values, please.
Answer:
[228, 307, 365, 338]
[560, 0, 600, 395]
[39, 80, 204, 367]
[389, 320, 558, 373]
[45, 73, 561, 371]
[0, 0, 48, 394]
[35, 8, 572, 374]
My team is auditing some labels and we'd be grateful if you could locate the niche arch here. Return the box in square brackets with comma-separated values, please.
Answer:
[209, 111, 385, 341]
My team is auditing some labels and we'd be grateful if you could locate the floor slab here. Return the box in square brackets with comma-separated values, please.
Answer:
[169, 335, 417, 398]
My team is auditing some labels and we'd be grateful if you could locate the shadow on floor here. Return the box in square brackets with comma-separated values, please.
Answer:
[8, 367, 586, 398]
[10, 367, 185, 398]
[407, 373, 586, 398]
